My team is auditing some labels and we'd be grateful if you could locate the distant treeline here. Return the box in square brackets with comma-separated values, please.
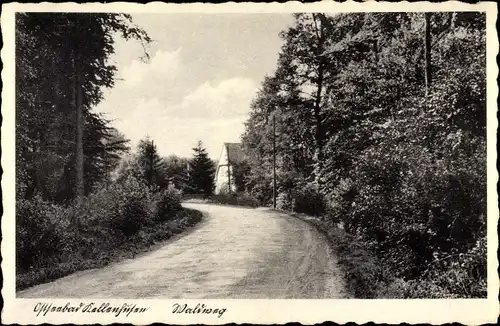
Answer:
[238, 13, 486, 298]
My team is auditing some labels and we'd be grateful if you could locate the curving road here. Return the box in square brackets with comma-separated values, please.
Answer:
[17, 203, 346, 299]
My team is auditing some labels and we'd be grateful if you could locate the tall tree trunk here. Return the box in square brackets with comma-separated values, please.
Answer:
[311, 14, 327, 184]
[313, 63, 325, 166]
[75, 61, 85, 200]
[149, 139, 155, 185]
[312, 60, 326, 185]
[424, 12, 432, 97]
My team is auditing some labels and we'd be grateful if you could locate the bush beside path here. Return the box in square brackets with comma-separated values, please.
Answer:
[16, 175, 203, 291]
[288, 208, 486, 299]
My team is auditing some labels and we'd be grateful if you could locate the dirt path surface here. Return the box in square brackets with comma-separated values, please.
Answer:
[18, 203, 346, 298]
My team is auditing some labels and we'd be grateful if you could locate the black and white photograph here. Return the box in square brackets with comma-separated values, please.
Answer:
[1, 2, 498, 325]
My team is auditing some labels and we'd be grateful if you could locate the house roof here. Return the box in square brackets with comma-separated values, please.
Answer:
[224, 142, 245, 164]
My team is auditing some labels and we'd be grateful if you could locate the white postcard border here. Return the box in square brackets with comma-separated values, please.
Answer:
[1, 1, 499, 324]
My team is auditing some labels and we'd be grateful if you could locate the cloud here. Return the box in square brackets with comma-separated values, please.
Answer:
[97, 48, 186, 122]
[93, 14, 294, 159]
[103, 76, 257, 159]
[120, 48, 183, 88]
[176, 77, 257, 119]
[97, 42, 261, 159]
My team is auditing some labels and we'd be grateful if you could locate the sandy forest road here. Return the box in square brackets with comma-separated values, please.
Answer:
[18, 203, 346, 298]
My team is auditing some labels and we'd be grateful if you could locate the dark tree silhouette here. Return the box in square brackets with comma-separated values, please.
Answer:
[187, 141, 215, 198]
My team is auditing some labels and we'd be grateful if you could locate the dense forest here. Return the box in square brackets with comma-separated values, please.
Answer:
[240, 12, 486, 298]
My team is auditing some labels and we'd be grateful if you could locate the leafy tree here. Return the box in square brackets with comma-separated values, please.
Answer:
[242, 13, 358, 197]
[242, 12, 486, 297]
[231, 159, 252, 193]
[187, 141, 215, 197]
[163, 155, 190, 191]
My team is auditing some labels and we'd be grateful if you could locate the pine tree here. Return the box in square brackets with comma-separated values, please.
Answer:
[187, 141, 215, 197]
[136, 137, 167, 190]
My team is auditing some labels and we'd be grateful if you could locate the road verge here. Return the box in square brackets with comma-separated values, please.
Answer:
[286, 211, 388, 298]
[16, 208, 203, 291]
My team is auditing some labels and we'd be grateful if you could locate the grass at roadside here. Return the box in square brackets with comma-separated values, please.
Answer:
[16, 208, 203, 291]
[289, 212, 391, 298]
[290, 211, 487, 298]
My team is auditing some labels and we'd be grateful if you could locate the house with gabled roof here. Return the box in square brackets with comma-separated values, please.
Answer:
[214, 142, 245, 194]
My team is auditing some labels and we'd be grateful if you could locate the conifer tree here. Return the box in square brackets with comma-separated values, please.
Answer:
[187, 141, 215, 197]
[136, 137, 167, 190]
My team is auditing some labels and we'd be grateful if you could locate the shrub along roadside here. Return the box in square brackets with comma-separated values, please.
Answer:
[17, 208, 202, 291]
[208, 192, 260, 208]
[290, 211, 487, 298]
[183, 192, 260, 208]
[16, 175, 203, 291]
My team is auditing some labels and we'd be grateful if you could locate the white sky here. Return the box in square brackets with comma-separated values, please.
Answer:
[95, 13, 294, 159]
